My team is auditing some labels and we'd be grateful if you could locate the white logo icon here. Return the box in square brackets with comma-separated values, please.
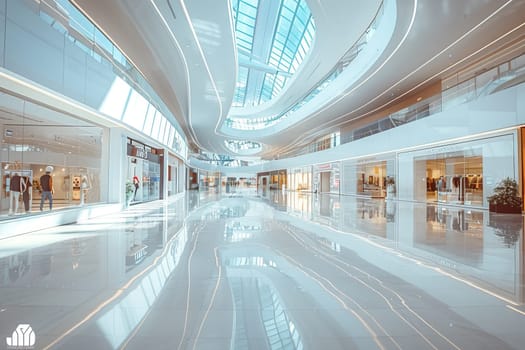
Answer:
[6, 324, 35, 348]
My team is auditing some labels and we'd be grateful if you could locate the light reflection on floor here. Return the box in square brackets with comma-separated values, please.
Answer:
[0, 190, 524, 350]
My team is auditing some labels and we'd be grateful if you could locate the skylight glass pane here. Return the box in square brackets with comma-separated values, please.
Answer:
[143, 107, 156, 135]
[158, 117, 167, 142]
[151, 112, 162, 139]
[231, 0, 314, 110]
[168, 126, 175, 146]
[122, 90, 148, 130]
[233, 66, 249, 106]
[237, 22, 254, 34]
[162, 120, 170, 144]
[238, 2, 257, 18]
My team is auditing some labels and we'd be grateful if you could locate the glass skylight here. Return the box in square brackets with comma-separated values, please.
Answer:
[231, 0, 315, 108]
[225, 1, 388, 131]
[225, 140, 262, 154]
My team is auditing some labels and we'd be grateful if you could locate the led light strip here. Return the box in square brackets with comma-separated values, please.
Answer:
[276, 0, 417, 154]
[178, 0, 226, 143]
[281, 0, 518, 157]
[149, 0, 203, 150]
[337, 0, 518, 125]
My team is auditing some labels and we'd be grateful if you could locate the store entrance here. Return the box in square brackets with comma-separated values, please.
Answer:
[127, 157, 161, 204]
[319, 172, 330, 193]
[422, 154, 483, 206]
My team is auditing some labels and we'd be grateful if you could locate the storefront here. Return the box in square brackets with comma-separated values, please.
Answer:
[287, 167, 311, 192]
[199, 171, 220, 192]
[126, 138, 162, 204]
[419, 154, 483, 205]
[398, 132, 517, 208]
[167, 153, 184, 196]
[1, 93, 105, 217]
[313, 162, 340, 194]
[258, 169, 287, 191]
[341, 155, 396, 198]
[221, 175, 256, 193]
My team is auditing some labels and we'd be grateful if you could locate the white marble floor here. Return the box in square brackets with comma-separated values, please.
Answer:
[0, 190, 524, 349]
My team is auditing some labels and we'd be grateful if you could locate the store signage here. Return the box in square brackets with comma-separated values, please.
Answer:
[316, 163, 332, 170]
[357, 157, 378, 163]
[429, 146, 452, 154]
[132, 147, 148, 159]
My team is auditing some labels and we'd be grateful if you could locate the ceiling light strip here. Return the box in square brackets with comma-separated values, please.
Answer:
[282, 0, 517, 156]
[339, 0, 516, 123]
[274, 0, 413, 155]
[149, 0, 202, 150]
[341, 19, 525, 128]
[177, 0, 224, 140]
[309, 0, 417, 123]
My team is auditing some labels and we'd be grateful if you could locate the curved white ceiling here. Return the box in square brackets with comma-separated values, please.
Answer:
[72, 0, 525, 160]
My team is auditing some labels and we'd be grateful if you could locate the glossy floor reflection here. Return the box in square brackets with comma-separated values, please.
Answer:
[1, 190, 525, 349]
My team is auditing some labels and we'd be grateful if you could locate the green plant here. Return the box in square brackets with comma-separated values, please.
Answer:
[487, 177, 522, 207]
[125, 180, 134, 198]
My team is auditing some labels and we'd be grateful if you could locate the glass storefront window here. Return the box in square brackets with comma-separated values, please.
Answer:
[419, 154, 483, 205]
[398, 133, 517, 207]
[126, 140, 161, 204]
[1, 93, 105, 219]
[288, 167, 311, 191]
[357, 161, 387, 197]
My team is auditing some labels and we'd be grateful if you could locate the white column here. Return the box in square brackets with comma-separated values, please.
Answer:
[105, 128, 126, 204]
[161, 148, 169, 199]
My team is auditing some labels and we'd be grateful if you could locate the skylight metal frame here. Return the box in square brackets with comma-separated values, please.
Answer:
[231, 0, 315, 108]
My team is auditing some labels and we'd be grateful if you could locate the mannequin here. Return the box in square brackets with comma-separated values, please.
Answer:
[21, 176, 32, 213]
[133, 175, 140, 201]
[80, 176, 88, 205]
[40, 166, 54, 211]
[8, 172, 24, 215]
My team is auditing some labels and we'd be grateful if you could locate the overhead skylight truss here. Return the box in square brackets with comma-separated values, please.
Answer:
[232, 0, 314, 108]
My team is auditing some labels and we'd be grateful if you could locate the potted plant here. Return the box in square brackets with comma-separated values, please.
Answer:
[125, 180, 135, 206]
[487, 177, 522, 213]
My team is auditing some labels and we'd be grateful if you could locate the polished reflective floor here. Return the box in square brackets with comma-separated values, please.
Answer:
[1, 190, 525, 349]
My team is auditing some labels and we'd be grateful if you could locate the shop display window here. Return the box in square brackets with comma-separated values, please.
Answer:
[126, 140, 161, 204]
[357, 161, 387, 197]
[288, 167, 311, 192]
[423, 155, 483, 205]
[1, 93, 104, 219]
[400, 133, 516, 208]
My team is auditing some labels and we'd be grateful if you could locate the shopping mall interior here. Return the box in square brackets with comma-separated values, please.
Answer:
[1, 0, 525, 349]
